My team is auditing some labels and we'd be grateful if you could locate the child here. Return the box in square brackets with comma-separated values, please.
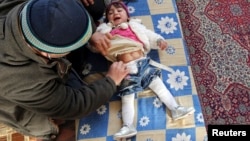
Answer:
[94, 1, 195, 139]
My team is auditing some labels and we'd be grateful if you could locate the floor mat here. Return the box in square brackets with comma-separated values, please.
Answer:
[76, 0, 207, 141]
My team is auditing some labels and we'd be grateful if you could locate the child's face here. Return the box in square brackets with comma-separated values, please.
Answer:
[107, 5, 128, 26]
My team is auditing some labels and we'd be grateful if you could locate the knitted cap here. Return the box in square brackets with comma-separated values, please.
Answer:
[105, 1, 129, 22]
[21, 0, 92, 53]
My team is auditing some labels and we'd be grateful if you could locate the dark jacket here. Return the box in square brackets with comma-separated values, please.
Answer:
[0, 0, 116, 139]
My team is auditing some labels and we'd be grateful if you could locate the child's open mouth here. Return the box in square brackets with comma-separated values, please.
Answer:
[114, 17, 121, 21]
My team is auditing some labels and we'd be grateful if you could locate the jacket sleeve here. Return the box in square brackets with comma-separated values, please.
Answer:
[130, 19, 165, 51]
[44, 76, 117, 119]
[145, 27, 165, 50]
[4, 75, 117, 119]
[48, 76, 117, 119]
[96, 22, 112, 34]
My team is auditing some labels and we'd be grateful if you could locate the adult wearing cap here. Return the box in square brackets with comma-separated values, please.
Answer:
[0, 0, 128, 140]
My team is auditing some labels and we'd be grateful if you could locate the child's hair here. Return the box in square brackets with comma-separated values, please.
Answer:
[104, 1, 129, 23]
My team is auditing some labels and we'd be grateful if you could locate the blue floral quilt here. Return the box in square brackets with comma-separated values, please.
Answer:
[76, 0, 208, 141]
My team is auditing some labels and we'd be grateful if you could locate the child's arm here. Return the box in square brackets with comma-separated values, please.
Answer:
[157, 39, 168, 50]
[131, 19, 166, 50]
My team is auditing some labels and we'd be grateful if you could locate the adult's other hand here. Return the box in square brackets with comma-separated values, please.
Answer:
[106, 61, 129, 85]
[81, 0, 94, 6]
[89, 32, 113, 56]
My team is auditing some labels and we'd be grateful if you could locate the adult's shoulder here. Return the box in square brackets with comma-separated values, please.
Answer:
[0, 0, 26, 16]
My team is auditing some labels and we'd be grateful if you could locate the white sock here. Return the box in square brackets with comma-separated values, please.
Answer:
[148, 76, 179, 110]
[121, 94, 135, 126]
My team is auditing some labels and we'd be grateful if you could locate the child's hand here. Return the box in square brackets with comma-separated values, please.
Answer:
[158, 40, 168, 50]
[89, 32, 113, 56]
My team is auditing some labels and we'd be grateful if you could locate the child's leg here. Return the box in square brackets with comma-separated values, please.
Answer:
[148, 76, 195, 120]
[121, 94, 135, 126]
[148, 76, 178, 110]
[113, 94, 137, 139]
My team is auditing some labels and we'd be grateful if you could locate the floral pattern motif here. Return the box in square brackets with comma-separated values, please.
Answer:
[172, 132, 191, 141]
[139, 116, 150, 127]
[166, 69, 189, 91]
[157, 16, 178, 34]
[205, 0, 250, 52]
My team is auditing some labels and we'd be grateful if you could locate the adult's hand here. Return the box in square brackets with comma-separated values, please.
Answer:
[89, 32, 113, 56]
[106, 61, 129, 86]
[81, 0, 94, 6]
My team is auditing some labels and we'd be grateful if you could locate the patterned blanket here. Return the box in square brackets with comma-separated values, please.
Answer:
[176, 0, 250, 127]
[76, 0, 207, 141]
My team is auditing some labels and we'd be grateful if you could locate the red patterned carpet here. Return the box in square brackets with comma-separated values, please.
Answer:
[176, 0, 250, 128]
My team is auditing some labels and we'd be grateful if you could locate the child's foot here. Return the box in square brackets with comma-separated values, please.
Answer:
[171, 106, 195, 121]
[113, 125, 137, 140]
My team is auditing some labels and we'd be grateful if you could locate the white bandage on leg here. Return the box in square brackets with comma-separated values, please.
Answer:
[121, 94, 135, 126]
[148, 76, 179, 110]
